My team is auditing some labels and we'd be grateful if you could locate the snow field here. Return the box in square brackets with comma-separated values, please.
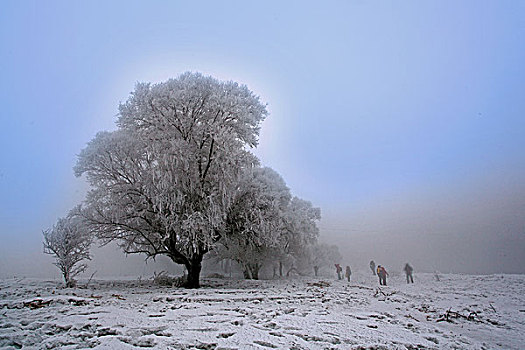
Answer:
[0, 272, 523, 349]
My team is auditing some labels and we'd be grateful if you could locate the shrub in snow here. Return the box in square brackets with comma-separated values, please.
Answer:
[151, 271, 182, 286]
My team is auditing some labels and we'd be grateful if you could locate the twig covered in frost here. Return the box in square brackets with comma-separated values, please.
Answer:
[436, 308, 482, 323]
[489, 303, 497, 313]
[85, 270, 97, 288]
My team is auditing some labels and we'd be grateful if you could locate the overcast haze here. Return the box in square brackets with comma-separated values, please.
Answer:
[1, 1, 524, 278]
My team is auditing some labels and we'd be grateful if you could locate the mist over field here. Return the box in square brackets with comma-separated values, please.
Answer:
[2, 170, 524, 279]
[0, 2, 524, 281]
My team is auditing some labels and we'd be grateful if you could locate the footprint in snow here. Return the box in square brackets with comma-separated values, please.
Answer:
[253, 340, 278, 348]
[269, 331, 284, 337]
[263, 321, 279, 329]
[217, 332, 235, 338]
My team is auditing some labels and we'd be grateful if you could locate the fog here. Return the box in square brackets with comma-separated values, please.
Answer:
[1, 171, 523, 279]
[1, 1, 524, 279]
[319, 174, 525, 275]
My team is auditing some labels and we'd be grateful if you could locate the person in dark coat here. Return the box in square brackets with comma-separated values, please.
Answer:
[345, 266, 352, 282]
[377, 265, 389, 285]
[404, 263, 414, 283]
[335, 264, 342, 280]
[370, 260, 376, 275]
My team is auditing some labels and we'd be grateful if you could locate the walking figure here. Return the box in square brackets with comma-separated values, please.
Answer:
[377, 265, 389, 286]
[404, 263, 414, 283]
[335, 264, 343, 280]
[370, 260, 376, 275]
[345, 266, 352, 282]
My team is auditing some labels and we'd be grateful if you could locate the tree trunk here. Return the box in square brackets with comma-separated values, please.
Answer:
[63, 271, 69, 287]
[185, 256, 203, 289]
[286, 267, 298, 277]
[251, 263, 259, 280]
[66, 279, 77, 288]
[166, 236, 207, 288]
[242, 263, 260, 280]
[63, 267, 73, 288]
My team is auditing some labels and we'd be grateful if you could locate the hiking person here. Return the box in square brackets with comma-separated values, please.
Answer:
[404, 263, 414, 283]
[370, 260, 376, 275]
[380, 266, 389, 285]
[335, 264, 342, 280]
[377, 265, 389, 285]
[345, 266, 352, 282]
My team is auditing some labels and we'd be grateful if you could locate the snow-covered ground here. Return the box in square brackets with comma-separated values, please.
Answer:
[1, 272, 523, 349]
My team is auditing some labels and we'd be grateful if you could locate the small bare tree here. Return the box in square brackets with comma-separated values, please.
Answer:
[43, 210, 92, 287]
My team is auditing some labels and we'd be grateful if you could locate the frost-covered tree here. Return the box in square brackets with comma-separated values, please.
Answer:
[309, 243, 342, 277]
[75, 72, 267, 288]
[274, 197, 321, 277]
[220, 166, 291, 279]
[218, 167, 321, 280]
[43, 210, 92, 287]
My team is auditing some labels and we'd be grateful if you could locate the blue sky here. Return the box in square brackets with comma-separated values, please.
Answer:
[1, 1, 524, 275]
